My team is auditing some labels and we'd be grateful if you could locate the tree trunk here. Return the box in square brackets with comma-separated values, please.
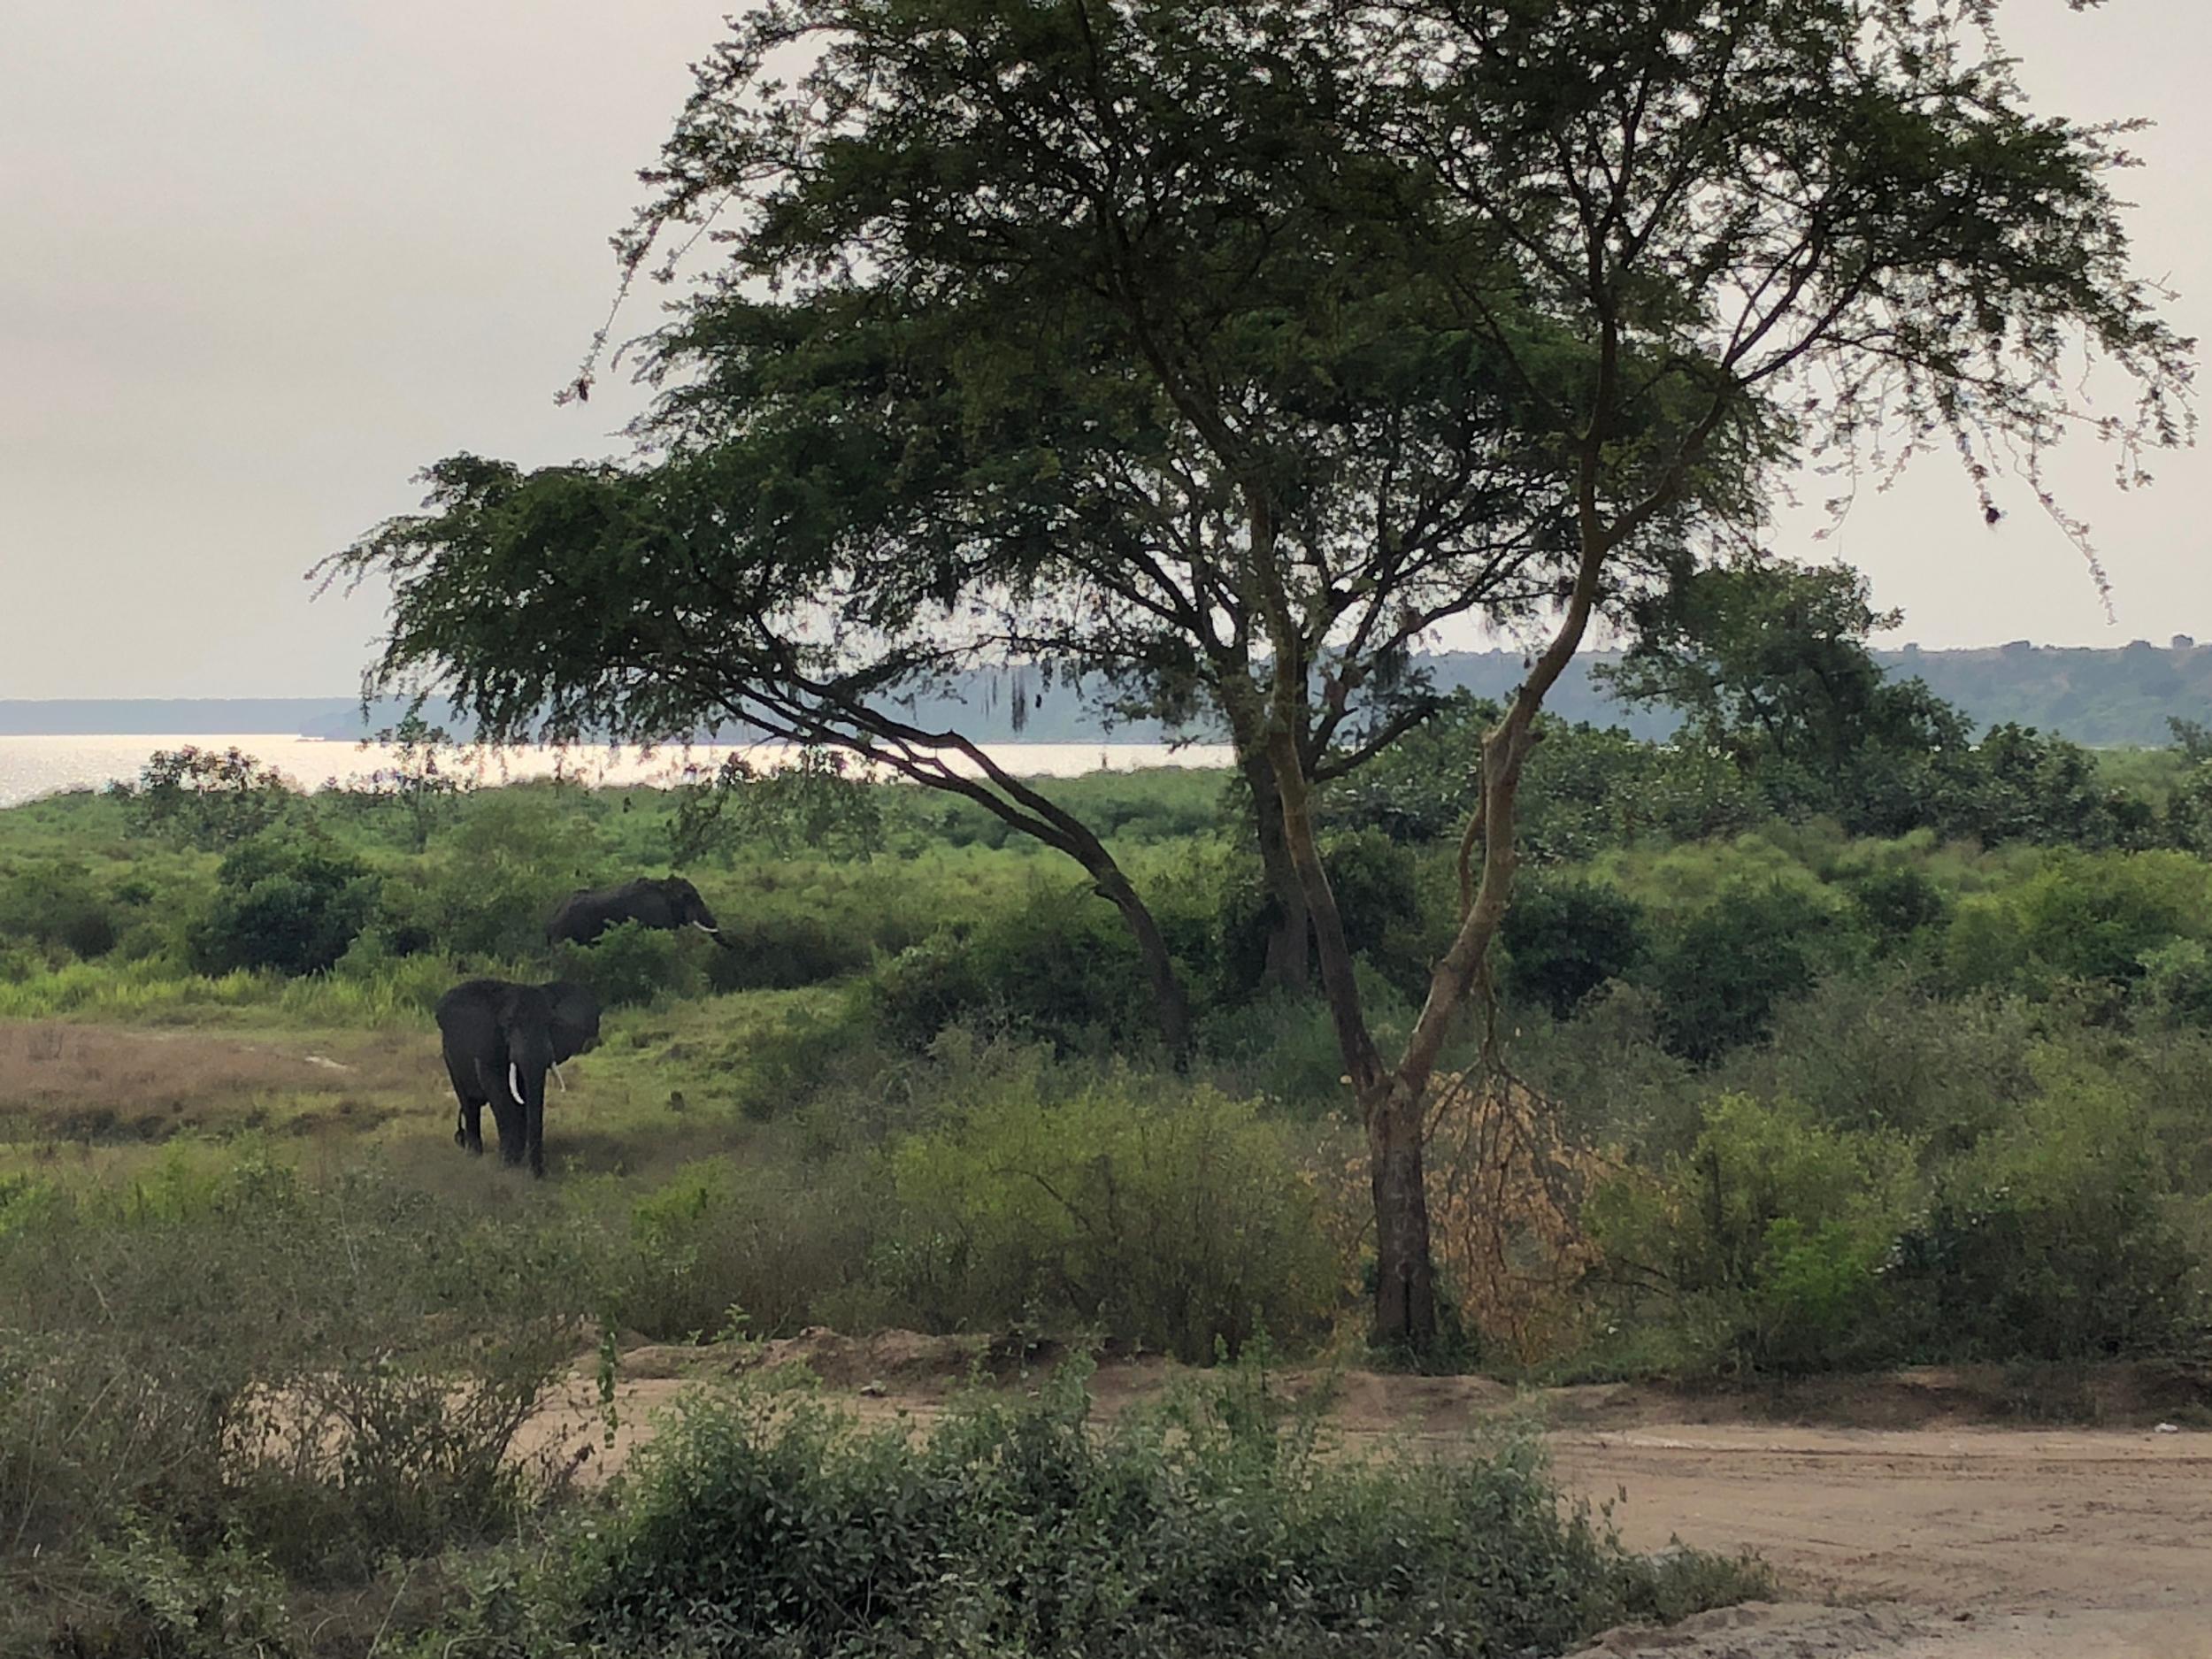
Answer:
[1241, 748, 1310, 990]
[1365, 1077, 1440, 1351]
[1091, 864, 1194, 1064]
[1261, 726, 1440, 1348]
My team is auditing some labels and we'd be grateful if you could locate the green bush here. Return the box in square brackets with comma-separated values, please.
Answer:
[702, 903, 875, 992]
[1589, 1093, 1918, 1374]
[555, 918, 710, 1009]
[867, 882, 1164, 1053]
[188, 834, 379, 977]
[1641, 879, 1861, 1062]
[115, 744, 300, 850]
[417, 1362, 1769, 1659]
[877, 1064, 1343, 1359]
[380, 786, 604, 960]
[0, 860, 121, 959]
[1888, 1060, 2201, 1360]
[1502, 875, 1648, 1020]
[1941, 851, 2212, 1005]
[2137, 939, 2212, 1029]
[1844, 864, 1951, 950]
[1712, 972, 2040, 1152]
[0, 1162, 580, 1596]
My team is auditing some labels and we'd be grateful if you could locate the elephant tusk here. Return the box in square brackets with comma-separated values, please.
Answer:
[690, 920, 720, 934]
[551, 1059, 568, 1092]
[509, 1063, 526, 1106]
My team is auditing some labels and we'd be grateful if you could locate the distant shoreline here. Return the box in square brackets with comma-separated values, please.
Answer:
[3, 637, 2205, 746]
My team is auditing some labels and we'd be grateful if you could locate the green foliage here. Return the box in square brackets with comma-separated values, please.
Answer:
[0, 1164, 578, 1601]
[377, 785, 604, 960]
[188, 834, 379, 978]
[1601, 560, 1981, 841]
[420, 1363, 1766, 1659]
[2170, 715, 2212, 766]
[114, 745, 298, 851]
[1946, 851, 2212, 1002]
[2137, 939, 2212, 1030]
[1324, 693, 1763, 856]
[555, 918, 710, 1009]
[72, 1517, 302, 1659]
[1890, 1059, 2200, 1360]
[1843, 863, 1951, 950]
[1502, 875, 1648, 1020]
[2169, 762, 2212, 853]
[1640, 878, 1861, 1063]
[1945, 724, 2159, 850]
[350, 712, 474, 851]
[1590, 1094, 1918, 1374]
[879, 1056, 1341, 1359]
[605, 1155, 879, 1342]
[670, 748, 885, 863]
[0, 858, 124, 961]
[866, 881, 1162, 1054]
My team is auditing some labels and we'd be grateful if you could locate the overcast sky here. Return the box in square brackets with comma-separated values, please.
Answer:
[4, 3, 2208, 700]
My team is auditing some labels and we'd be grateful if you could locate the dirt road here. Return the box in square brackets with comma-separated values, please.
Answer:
[1548, 1422, 2212, 1658]
[534, 1339, 2212, 1659]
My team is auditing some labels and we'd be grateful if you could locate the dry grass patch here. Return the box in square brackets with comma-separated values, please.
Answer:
[0, 1021, 437, 1143]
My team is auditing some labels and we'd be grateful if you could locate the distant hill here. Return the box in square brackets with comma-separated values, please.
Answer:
[4, 638, 2207, 747]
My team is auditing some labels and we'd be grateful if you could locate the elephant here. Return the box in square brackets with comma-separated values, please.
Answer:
[546, 876, 733, 949]
[435, 978, 601, 1176]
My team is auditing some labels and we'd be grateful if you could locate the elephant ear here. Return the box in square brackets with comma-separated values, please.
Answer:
[542, 980, 603, 1063]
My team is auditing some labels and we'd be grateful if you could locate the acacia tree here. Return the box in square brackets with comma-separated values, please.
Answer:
[331, 0, 2188, 1351]
[1302, 0, 2193, 1347]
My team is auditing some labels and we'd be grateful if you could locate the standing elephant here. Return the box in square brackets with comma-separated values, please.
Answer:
[546, 876, 733, 949]
[435, 978, 602, 1176]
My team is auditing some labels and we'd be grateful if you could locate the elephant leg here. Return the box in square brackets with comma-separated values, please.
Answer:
[446, 1057, 485, 1155]
[526, 1094, 546, 1179]
[489, 1092, 526, 1164]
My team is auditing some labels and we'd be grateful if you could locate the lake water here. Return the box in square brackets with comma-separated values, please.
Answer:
[0, 734, 1238, 810]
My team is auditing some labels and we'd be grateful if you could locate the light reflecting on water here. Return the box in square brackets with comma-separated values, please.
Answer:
[0, 734, 1237, 810]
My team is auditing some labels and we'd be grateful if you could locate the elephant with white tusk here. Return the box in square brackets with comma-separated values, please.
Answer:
[545, 876, 733, 949]
[435, 979, 602, 1177]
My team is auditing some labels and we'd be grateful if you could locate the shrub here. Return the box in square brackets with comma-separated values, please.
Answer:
[1502, 875, 1648, 1020]
[1588, 1093, 1918, 1374]
[1844, 864, 1951, 949]
[2137, 939, 2212, 1029]
[1887, 1060, 2201, 1360]
[380, 787, 604, 960]
[878, 1067, 1344, 1359]
[701, 904, 874, 992]
[606, 1154, 880, 1340]
[419, 1362, 1770, 1659]
[0, 860, 119, 959]
[1641, 879, 1860, 1062]
[188, 834, 379, 977]
[1712, 972, 2041, 1153]
[866, 882, 1164, 1053]
[0, 1164, 580, 1595]
[554, 919, 709, 1009]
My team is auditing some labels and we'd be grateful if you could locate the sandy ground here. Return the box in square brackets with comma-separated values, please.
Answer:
[518, 1335, 2212, 1659]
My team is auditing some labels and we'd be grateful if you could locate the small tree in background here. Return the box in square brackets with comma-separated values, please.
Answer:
[355, 713, 473, 851]
[114, 747, 296, 850]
